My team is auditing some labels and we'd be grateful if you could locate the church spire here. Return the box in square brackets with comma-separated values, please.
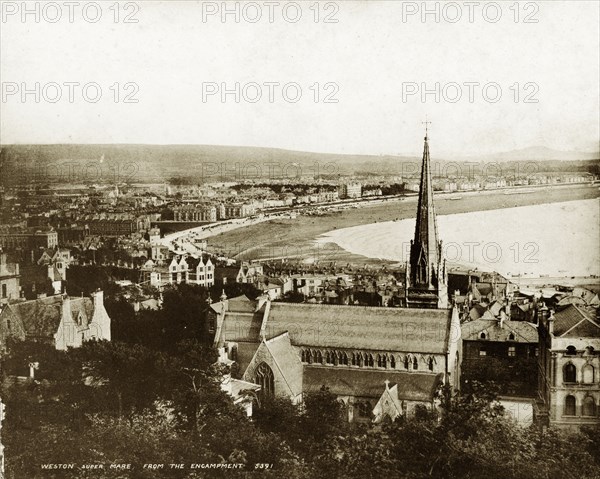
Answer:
[409, 125, 440, 289]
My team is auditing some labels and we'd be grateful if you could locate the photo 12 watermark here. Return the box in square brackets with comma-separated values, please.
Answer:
[1, 1, 140, 23]
[200, 1, 339, 24]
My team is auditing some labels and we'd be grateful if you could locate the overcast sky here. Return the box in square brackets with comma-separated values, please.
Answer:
[1, 1, 599, 156]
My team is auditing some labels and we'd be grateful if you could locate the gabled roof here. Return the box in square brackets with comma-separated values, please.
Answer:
[264, 303, 453, 354]
[263, 333, 303, 396]
[553, 305, 600, 338]
[462, 318, 538, 343]
[303, 367, 443, 400]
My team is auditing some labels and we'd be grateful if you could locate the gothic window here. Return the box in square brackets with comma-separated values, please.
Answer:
[564, 363, 577, 383]
[565, 395, 576, 416]
[255, 363, 275, 398]
[413, 357, 418, 370]
[583, 396, 596, 417]
[316, 350, 323, 364]
[377, 354, 387, 368]
[366, 354, 374, 367]
[404, 356, 409, 369]
[341, 352, 348, 366]
[480, 331, 487, 340]
[351, 353, 357, 366]
[390, 355, 396, 369]
[428, 357, 434, 371]
[583, 364, 594, 384]
[508, 332, 515, 341]
[301, 350, 307, 362]
[357, 353, 363, 367]
[307, 350, 313, 364]
[566, 345, 577, 356]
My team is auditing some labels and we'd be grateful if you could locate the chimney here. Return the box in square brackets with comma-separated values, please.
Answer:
[92, 289, 104, 309]
[547, 309, 555, 335]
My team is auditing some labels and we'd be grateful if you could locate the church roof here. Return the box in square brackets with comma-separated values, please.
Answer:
[303, 367, 443, 400]
[263, 303, 453, 354]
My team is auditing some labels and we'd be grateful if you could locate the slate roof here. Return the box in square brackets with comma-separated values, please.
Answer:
[303, 367, 443, 400]
[553, 305, 600, 338]
[462, 318, 538, 343]
[264, 303, 452, 354]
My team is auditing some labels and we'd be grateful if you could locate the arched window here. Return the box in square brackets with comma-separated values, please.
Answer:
[508, 332, 515, 341]
[480, 331, 487, 340]
[566, 345, 577, 356]
[428, 357, 434, 371]
[390, 355, 396, 369]
[583, 396, 596, 416]
[564, 363, 577, 383]
[351, 353, 357, 366]
[413, 356, 418, 370]
[583, 364, 594, 384]
[404, 356, 409, 369]
[301, 350, 307, 362]
[307, 350, 313, 364]
[325, 351, 332, 364]
[315, 350, 323, 364]
[377, 354, 387, 368]
[255, 363, 275, 398]
[341, 352, 348, 366]
[565, 395, 576, 416]
[366, 354, 374, 367]
[356, 352, 363, 367]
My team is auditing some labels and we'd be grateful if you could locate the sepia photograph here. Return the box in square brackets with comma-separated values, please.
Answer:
[0, 1, 599, 477]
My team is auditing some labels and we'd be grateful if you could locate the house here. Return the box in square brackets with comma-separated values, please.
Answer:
[0, 253, 20, 305]
[0, 290, 111, 351]
[210, 294, 461, 422]
[538, 304, 600, 429]
[461, 315, 538, 397]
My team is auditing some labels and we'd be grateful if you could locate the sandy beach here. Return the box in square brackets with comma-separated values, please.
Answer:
[205, 184, 600, 267]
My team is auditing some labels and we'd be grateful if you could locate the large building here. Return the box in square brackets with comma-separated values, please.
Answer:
[211, 295, 461, 421]
[210, 131, 460, 422]
[405, 132, 448, 309]
[538, 304, 600, 428]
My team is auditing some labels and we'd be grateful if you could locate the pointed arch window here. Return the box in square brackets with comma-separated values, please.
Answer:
[307, 350, 313, 364]
[404, 355, 409, 369]
[413, 356, 419, 370]
[390, 355, 396, 369]
[351, 353, 358, 366]
[315, 350, 323, 364]
[565, 395, 576, 416]
[255, 363, 275, 398]
[583, 396, 596, 417]
[564, 363, 577, 383]
[340, 352, 348, 366]
[366, 354, 374, 367]
[428, 357, 434, 371]
[508, 332, 515, 341]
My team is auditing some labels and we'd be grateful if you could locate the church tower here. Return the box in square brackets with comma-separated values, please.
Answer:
[405, 126, 448, 309]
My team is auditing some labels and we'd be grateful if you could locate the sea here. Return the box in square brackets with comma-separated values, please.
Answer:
[316, 199, 600, 278]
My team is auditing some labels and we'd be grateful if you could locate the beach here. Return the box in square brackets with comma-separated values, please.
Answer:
[205, 184, 600, 268]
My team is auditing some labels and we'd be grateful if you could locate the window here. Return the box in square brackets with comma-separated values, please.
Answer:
[565, 395, 576, 416]
[340, 352, 348, 366]
[564, 363, 577, 383]
[366, 354, 374, 367]
[255, 363, 275, 398]
[583, 396, 596, 417]
[390, 355, 396, 369]
[307, 350, 313, 364]
[583, 364, 594, 384]
[566, 345, 577, 356]
[479, 347, 487, 357]
[508, 332, 515, 341]
[428, 357, 434, 371]
[315, 350, 323, 364]
[230, 344, 238, 361]
[377, 354, 387, 368]
[301, 350, 307, 362]
[1, 284, 6, 298]
[413, 357, 418, 370]
[480, 332, 487, 340]
[404, 356, 409, 369]
[357, 401, 372, 419]
[508, 346, 516, 357]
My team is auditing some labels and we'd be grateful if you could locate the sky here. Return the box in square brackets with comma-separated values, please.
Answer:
[1, 0, 599, 156]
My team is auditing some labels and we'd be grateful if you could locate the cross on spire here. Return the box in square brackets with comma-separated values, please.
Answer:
[422, 117, 432, 139]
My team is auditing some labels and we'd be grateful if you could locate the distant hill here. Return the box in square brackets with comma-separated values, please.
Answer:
[0, 144, 598, 186]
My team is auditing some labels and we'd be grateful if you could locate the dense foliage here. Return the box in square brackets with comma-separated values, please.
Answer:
[2, 339, 599, 479]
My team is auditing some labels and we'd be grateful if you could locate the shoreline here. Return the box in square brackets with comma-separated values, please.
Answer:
[205, 184, 599, 266]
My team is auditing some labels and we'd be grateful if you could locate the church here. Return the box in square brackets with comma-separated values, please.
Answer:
[210, 131, 461, 422]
